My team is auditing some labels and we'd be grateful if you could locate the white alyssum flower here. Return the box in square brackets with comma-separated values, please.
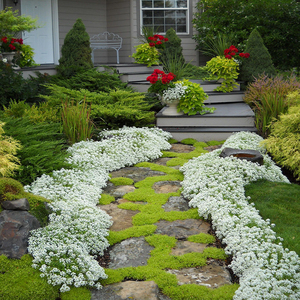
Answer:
[180, 131, 300, 300]
[25, 126, 172, 292]
[2, 58, 7, 63]
[162, 82, 188, 104]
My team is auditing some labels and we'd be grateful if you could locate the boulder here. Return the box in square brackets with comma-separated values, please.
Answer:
[0, 210, 40, 259]
[220, 147, 264, 165]
[1, 198, 30, 211]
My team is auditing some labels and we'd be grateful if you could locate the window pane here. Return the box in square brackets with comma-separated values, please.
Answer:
[142, 0, 153, 8]
[177, 25, 186, 32]
[154, 10, 164, 17]
[143, 11, 153, 18]
[165, 0, 175, 8]
[154, 0, 164, 8]
[176, 0, 187, 8]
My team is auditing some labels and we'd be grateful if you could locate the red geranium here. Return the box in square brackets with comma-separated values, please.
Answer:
[224, 45, 250, 60]
[147, 69, 176, 94]
[147, 35, 168, 49]
[1, 36, 23, 52]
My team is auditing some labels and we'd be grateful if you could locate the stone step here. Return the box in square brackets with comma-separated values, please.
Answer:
[190, 79, 241, 92]
[205, 91, 244, 104]
[157, 127, 257, 142]
[156, 102, 255, 128]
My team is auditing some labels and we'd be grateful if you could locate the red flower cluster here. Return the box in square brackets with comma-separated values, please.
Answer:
[224, 45, 249, 59]
[148, 34, 168, 49]
[147, 69, 175, 84]
[1, 36, 23, 52]
[146, 69, 176, 94]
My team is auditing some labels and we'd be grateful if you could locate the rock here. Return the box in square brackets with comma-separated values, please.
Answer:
[110, 167, 166, 183]
[103, 183, 136, 198]
[220, 147, 264, 165]
[162, 196, 189, 212]
[170, 144, 195, 153]
[155, 219, 210, 239]
[152, 157, 172, 166]
[99, 202, 139, 231]
[91, 281, 170, 300]
[0, 210, 40, 259]
[204, 145, 222, 152]
[1, 198, 30, 211]
[109, 237, 154, 269]
[166, 260, 232, 288]
[152, 181, 181, 194]
[171, 240, 208, 256]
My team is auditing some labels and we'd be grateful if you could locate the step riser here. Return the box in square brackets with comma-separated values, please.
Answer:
[120, 74, 151, 82]
[116, 65, 162, 73]
[129, 83, 149, 93]
[157, 117, 255, 127]
[205, 93, 244, 104]
[162, 131, 251, 142]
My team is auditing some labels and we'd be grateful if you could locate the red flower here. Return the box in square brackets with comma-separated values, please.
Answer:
[148, 36, 154, 41]
[9, 44, 16, 50]
[149, 42, 155, 47]
[18, 38, 23, 44]
[164, 38, 168, 42]
[244, 53, 250, 58]
[156, 41, 162, 45]
[1, 36, 8, 43]
[225, 54, 232, 59]
[230, 52, 236, 56]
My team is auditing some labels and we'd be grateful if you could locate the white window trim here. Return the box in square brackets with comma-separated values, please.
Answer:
[140, 0, 190, 35]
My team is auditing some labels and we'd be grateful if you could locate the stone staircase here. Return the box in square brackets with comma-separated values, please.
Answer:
[113, 64, 257, 142]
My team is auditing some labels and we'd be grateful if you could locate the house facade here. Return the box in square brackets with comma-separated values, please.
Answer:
[1, 0, 200, 66]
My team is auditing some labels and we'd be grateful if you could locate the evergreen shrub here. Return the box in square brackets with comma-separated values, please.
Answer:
[2, 118, 69, 185]
[262, 104, 300, 181]
[56, 19, 93, 78]
[239, 29, 276, 83]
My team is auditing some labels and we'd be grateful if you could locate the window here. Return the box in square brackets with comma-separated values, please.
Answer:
[141, 0, 189, 34]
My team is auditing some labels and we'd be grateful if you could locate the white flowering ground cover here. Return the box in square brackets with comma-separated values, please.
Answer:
[25, 127, 172, 292]
[180, 131, 300, 300]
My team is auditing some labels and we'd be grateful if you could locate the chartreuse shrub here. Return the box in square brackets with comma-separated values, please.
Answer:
[2, 117, 69, 185]
[239, 29, 276, 83]
[262, 104, 300, 181]
[0, 177, 50, 226]
[0, 254, 59, 300]
[56, 19, 93, 78]
[0, 122, 21, 178]
[131, 43, 160, 67]
[244, 75, 300, 137]
[41, 84, 155, 130]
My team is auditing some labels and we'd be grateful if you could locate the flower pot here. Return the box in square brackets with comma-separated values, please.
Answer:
[162, 100, 184, 116]
[1, 52, 16, 64]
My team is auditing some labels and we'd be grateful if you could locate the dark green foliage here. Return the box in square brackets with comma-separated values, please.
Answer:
[193, 0, 300, 70]
[2, 118, 70, 185]
[160, 28, 185, 69]
[41, 85, 155, 130]
[56, 19, 93, 78]
[239, 29, 276, 83]
[51, 68, 131, 93]
[245, 179, 300, 255]
[0, 254, 59, 300]
[0, 61, 53, 107]
[0, 178, 51, 226]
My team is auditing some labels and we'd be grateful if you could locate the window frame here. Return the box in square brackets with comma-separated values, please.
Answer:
[139, 0, 190, 35]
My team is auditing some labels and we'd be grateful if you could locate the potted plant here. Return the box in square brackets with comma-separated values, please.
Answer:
[205, 45, 250, 92]
[146, 69, 176, 95]
[177, 79, 215, 115]
[0, 36, 23, 64]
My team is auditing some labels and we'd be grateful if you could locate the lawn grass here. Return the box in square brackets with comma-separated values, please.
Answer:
[245, 179, 300, 255]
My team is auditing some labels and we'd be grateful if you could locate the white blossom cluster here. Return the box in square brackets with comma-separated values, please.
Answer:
[162, 82, 188, 104]
[180, 131, 300, 300]
[25, 126, 172, 292]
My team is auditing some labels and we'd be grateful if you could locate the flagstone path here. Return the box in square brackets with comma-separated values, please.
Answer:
[91, 143, 236, 300]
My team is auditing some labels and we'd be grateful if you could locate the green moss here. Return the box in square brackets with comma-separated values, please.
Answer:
[0, 255, 59, 300]
[117, 202, 142, 211]
[206, 140, 224, 146]
[99, 193, 115, 205]
[180, 138, 198, 145]
[107, 225, 157, 245]
[109, 177, 134, 186]
[168, 138, 178, 144]
[60, 287, 91, 300]
[187, 233, 216, 244]
[166, 157, 189, 166]
[164, 283, 239, 300]
[0, 178, 50, 226]
[161, 151, 180, 158]
[134, 161, 181, 175]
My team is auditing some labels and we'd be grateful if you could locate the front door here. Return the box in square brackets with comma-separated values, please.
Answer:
[21, 0, 54, 64]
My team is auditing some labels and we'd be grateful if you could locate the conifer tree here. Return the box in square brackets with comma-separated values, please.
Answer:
[160, 28, 185, 67]
[239, 29, 276, 83]
[56, 19, 93, 78]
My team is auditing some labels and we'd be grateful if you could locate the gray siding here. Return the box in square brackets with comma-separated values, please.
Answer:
[58, 0, 108, 63]
[106, 0, 132, 63]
